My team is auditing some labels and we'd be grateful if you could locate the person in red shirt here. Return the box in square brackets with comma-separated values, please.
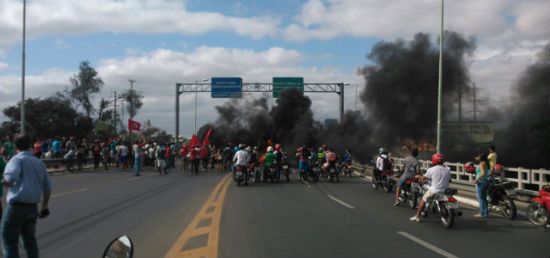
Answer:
[179, 144, 188, 170]
[33, 139, 42, 158]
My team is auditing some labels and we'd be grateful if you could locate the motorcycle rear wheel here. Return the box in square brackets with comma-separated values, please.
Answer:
[500, 196, 517, 220]
[440, 207, 455, 228]
[527, 203, 548, 226]
[371, 176, 378, 190]
[384, 177, 392, 193]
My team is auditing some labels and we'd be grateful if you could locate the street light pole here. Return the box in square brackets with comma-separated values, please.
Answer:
[21, 0, 27, 134]
[436, 0, 444, 153]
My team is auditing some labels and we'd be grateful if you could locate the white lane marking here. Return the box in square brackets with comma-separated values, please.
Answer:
[397, 231, 460, 258]
[51, 188, 88, 199]
[327, 194, 355, 209]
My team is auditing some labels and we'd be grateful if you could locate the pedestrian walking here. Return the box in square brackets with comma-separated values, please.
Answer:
[1, 134, 52, 258]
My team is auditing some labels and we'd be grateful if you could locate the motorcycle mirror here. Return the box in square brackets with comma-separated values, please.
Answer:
[103, 235, 133, 258]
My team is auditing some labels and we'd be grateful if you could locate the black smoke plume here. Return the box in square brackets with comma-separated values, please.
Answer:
[496, 43, 550, 169]
[357, 32, 476, 150]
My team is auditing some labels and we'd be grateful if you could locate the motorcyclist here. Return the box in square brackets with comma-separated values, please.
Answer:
[394, 148, 420, 206]
[297, 146, 309, 179]
[233, 144, 250, 185]
[410, 153, 451, 222]
[264, 146, 275, 181]
[317, 147, 326, 169]
[325, 148, 338, 174]
[274, 144, 283, 180]
[338, 149, 352, 174]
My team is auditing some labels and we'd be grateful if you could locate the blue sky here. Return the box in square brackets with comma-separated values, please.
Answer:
[0, 0, 548, 136]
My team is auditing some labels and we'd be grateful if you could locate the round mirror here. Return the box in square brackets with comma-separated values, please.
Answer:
[103, 235, 133, 258]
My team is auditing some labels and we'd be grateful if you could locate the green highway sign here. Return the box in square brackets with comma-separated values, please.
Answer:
[272, 77, 304, 98]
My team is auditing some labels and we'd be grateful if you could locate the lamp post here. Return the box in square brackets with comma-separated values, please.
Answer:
[436, 0, 444, 154]
[21, 0, 27, 134]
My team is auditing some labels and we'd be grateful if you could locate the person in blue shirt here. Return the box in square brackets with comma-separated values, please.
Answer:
[51, 138, 61, 158]
[2, 134, 52, 258]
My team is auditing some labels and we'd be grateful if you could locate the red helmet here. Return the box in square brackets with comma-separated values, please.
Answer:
[431, 153, 445, 165]
[275, 144, 281, 151]
[494, 163, 503, 173]
[464, 162, 476, 173]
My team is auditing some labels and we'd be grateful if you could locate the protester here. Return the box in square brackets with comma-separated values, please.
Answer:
[474, 152, 491, 218]
[1, 134, 52, 258]
[33, 139, 42, 158]
[133, 141, 142, 176]
[51, 138, 62, 158]
[92, 139, 102, 170]
[488, 145, 498, 175]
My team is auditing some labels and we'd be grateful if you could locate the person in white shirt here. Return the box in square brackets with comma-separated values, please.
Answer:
[233, 144, 250, 167]
[232, 144, 250, 185]
[410, 153, 451, 222]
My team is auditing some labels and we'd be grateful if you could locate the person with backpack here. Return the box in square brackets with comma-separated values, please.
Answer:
[375, 148, 392, 182]
[394, 148, 420, 206]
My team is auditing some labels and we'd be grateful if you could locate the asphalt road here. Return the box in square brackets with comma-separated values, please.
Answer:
[6, 167, 547, 258]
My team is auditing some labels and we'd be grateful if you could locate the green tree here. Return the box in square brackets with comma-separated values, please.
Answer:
[121, 89, 143, 118]
[70, 61, 104, 117]
[1, 96, 90, 139]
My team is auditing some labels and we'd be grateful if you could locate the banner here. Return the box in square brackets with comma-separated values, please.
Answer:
[127, 119, 141, 131]
[442, 122, 494, 144]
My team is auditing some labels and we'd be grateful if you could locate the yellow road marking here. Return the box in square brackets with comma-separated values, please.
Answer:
[165, 175, 232, 258]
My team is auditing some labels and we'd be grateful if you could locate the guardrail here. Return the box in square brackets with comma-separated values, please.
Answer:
[353, 158, 549, 195]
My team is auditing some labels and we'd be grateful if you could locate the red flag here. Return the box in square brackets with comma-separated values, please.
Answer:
[190, 134, 200, 147]
[202, 128, 213, 146]
[128, 119, 141, 131]
[199, 145, 208, 158]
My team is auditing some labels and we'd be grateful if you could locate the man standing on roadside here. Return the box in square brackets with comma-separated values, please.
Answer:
[1, 134, 52, 258]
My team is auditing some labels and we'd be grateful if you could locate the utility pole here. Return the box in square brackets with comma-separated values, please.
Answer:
[128, 79, 135, 143]
[113, 91, 118, 135]
[21, 0, 26, 134]
[473, 82, 478, 121]
[128, 79, 135, 119]
[458, 82, 462, 122]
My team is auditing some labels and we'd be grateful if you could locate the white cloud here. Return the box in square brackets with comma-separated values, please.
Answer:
[0, 46, 362, 136]
[0, 0, 279, 55]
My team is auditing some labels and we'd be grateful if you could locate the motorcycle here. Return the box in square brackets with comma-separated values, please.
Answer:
[264, 165, 278, 183]
[326, 163, 339, 183]
[282, 160, 291, 182]
[398, 177, 419, 209]
[487, 176, 517, 220]
[372, 169, 394, 193]
[421, 186, 463, 228]
[233, 165, 249, 186]
[340, 162, 353, 178]
[104, 235, 133, 258]
[526, 186, 550, 228]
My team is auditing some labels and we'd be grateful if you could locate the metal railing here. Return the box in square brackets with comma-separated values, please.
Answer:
[354, 157, 550, 195]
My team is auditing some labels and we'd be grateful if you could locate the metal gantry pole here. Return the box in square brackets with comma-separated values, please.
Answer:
[175, 83, 180, 146]
[436, 0, 444, 154]
[339, 83, 344, 122]
[21, 0, 26, 134]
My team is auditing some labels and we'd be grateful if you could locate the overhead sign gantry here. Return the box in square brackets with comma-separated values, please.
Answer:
[175, 77, 345, 142]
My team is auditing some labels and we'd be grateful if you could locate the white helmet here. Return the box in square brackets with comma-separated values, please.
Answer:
[267, 146, 273, 152]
